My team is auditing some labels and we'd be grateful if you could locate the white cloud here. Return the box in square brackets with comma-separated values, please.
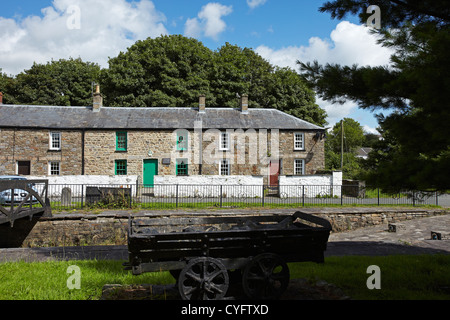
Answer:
[0, 0, 168, 76]
[256, 21, 393, 69]
[255, 21, 395, 127]
[184, 17, 202, 38]
[247, 0, 268, 9]
[363, 125, 380, 134]
[184, 3, 232, 40]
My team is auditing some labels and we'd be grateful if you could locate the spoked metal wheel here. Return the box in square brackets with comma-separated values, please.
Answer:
[242, 253, 290, 299]
[178, 257, 229, 300]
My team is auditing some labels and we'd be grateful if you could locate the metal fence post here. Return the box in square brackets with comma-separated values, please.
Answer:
[136, 180, 139, 203]
[81, 184, 84, 209]
[129, 184, 132, 208]
[262, 185, 265, 207]
[220, 185, 223, 208]
[340, 185, 343, 206]
[377, 188, 380, 206]
[436, 191, 438, 206]
[302, 185, 305, 207]
[176, 184, 179, 208]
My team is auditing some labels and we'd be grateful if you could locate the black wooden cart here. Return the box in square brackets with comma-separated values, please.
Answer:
[124, 211, 332, 300]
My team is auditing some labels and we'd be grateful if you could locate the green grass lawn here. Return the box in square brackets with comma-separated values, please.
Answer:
[1, 255, 449, 300]
[289, 255, 450, 300]
[0, 260, 174, 300]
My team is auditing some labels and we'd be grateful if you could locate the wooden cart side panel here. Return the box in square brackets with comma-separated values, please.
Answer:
[128, 227, 326, 251]
[128, 230, 329, 263]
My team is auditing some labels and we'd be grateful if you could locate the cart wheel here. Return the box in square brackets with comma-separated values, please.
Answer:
[242, 253, 290, 300]
[178, 257, 229, 300]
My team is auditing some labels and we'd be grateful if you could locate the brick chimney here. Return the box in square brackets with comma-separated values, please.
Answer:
[240, 94, 248, 114]
[0, 92, 3, 105]
[93, 85, 102, 112]
[199, 94, 206, 113]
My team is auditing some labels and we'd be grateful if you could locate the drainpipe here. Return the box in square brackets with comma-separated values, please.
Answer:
[81, 129, 85, 175]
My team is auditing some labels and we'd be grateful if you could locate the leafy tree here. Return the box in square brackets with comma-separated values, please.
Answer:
[299, 0, 450, 191]
[211, 43, 273, 109]
[324, 118, 365, 179]
[326, 118, 365, 154]
[363, 132, 381, 148]
[101, 35, 214, 108]
[211, 43, 326, 125]
[265, 67, 327, 126]
[11, 58, 100, 106]
[0, 70, 16, 104]
[101, 35, 327, 126]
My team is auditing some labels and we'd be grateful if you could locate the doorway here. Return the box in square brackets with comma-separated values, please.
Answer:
[269, 159, 280, 186]
[143, 159, 158, 187]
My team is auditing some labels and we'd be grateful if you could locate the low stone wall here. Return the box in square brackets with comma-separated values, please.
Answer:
[5, 207, 448, 248]
[316, 208, 447, 232]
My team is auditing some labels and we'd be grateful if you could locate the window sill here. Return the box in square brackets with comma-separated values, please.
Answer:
[48, 149, 61, 152]
[293, 149, 305, 152]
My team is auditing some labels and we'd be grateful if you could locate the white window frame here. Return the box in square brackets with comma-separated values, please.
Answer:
[219, 159, 230, 176]
[219, 132, 230, 151]
[294, 132, 304, 151]
[48, 161, 60, 176]
[294, 159, 305, 175]
[49, 132, 61, 150]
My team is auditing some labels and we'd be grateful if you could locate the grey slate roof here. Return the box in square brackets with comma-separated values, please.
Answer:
[0, 105, 324, 130]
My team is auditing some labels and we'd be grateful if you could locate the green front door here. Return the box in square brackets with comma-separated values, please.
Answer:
[143, 159, 158, 186]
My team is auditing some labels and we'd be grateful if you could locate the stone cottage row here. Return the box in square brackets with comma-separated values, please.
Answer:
[0, 88, 326, 185]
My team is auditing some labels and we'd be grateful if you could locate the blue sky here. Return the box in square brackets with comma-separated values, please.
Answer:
[0, 0, 393, 132]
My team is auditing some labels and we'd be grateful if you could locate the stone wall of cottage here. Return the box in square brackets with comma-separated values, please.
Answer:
[84, 130, 184, 177]
[279, 131, 325, 175]
[0, 128, 325, 181]
[197, 130, 325, 178]
[0, 129, 82, 176]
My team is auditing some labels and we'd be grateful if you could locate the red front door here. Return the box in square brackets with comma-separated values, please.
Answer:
[269, 160, 279, 186]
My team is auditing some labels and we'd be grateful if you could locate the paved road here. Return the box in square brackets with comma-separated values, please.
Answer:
[1, 213, 448, 263]
[326, 214, 450, 256]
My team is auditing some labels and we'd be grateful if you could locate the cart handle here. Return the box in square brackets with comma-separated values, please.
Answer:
[293, 211, 332, 231]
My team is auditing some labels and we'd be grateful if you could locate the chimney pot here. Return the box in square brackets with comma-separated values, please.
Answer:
[0, 92, 3, 105]
[93, 85, 102, 112]
[199, 95, 206, 113]
[240, 94, 248, 114]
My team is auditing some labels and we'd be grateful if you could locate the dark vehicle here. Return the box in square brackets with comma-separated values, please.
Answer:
[124, 211, 332, 300]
